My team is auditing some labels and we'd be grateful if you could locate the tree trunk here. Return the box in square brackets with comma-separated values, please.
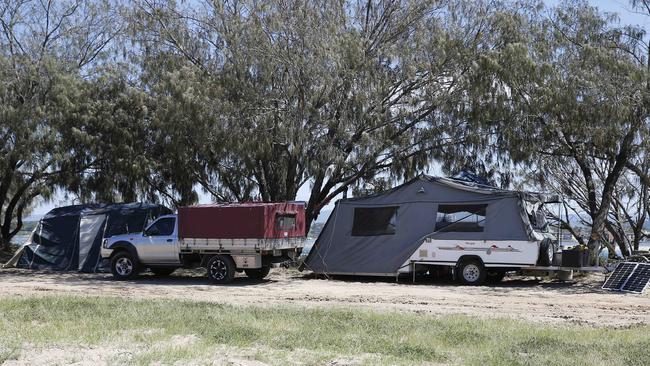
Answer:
[0, 235, 11, 252]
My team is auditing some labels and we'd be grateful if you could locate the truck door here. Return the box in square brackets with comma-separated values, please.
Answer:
[141, 217, 180, 264]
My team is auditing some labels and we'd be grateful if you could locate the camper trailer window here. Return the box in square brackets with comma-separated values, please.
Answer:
[436, 204, 487, 232]
[276, 214, 297, 230]
[351, 207, 398, 236]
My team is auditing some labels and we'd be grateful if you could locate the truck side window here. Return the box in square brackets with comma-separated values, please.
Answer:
[145, 218, 175, 236]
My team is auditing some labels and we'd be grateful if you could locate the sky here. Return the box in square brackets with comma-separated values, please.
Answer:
[27, 0, 650, 220]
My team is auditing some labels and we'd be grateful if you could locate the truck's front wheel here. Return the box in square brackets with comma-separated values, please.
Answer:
[207, 255, 236, 284]
[244, 266, 271, 280]
[111, 252, 139, 280]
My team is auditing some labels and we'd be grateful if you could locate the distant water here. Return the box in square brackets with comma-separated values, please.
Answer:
[10, 234, 30, 246]
[639, 242, 650, 251]
[603, 241, 650, 259]
[299, 239, 316, 260]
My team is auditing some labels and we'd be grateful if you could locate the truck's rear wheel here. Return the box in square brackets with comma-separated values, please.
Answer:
[244, 266, 271, 280]
[458, 259, 487, 286]
[111, 252, 139, 280]
[207, 255, 236, 284]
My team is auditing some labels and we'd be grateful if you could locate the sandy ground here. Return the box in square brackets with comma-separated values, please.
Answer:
[1, 267, 649, 328]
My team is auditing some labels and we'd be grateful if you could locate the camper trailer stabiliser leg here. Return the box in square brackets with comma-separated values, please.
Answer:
[412, 263, 416, 284]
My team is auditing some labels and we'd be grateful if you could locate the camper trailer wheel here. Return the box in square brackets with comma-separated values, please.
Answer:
[537, 238, 555, 266]
[458, 259, 487, 285]
[207, 255, 236, 284]
[244, 266, 271, 280]
[110, 252, 139, 280]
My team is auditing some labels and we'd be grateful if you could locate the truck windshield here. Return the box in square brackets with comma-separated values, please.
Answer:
[145, 218, 175, 236]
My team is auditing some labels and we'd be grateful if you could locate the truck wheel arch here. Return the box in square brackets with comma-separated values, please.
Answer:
[200, 253, 234, 268]
[110, 241, 139, 261]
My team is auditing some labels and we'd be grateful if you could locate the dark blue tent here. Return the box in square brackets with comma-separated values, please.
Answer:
[12, 203, 171, 272]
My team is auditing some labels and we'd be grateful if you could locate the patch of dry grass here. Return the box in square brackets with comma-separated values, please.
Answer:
[0, 295, 648, 365]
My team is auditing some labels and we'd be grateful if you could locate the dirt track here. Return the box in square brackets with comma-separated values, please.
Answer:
[1, 268, 649, 327]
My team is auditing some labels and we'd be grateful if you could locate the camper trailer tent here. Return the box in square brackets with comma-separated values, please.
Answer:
[10, 203, 171, 272]
[303, 176, 558, 284]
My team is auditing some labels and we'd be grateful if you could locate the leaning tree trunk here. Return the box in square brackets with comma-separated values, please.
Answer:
[0, 236, 11, 252]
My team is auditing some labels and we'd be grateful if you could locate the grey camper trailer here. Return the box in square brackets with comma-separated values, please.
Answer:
[302, 175, 561, 285]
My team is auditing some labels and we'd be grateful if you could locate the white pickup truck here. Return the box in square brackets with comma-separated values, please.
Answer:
[101, 203, 306, 284]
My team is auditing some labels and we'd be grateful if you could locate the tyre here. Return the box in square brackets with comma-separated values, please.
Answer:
[244, 266, 271, 280]
[537, 238, 555, 266]
[206, 255, 236, 284]
[110, 251, 139, 280]
[151, 267, 176, 276]
[486, 270, 506, 283]
[457, 259, 487, 285]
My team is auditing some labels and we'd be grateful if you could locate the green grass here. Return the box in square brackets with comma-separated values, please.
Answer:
[0, 295, 648, 365]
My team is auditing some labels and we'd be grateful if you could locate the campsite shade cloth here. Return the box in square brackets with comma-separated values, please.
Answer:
[15, 203, 171, 272]
[303, 175, 556, 275]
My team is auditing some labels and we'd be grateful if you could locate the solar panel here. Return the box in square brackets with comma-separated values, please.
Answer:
[602, 262, 638, 290]
[621, 264, 650, 294]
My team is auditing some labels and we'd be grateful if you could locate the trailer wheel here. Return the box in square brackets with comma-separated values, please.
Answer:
[537, 238, 556, 266]
[458, 259, 487, 286]
[207, 255, 236, 284]
[486, 270, 506, 283]
[244, 266, 271, 280]
[110, 251, 139, 280]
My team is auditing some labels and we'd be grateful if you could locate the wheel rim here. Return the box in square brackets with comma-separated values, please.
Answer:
[547, 245, 554, 261]
[116, 257, 133, 276]
[209, 259, 227, 281]
[463, 264, 480, 282]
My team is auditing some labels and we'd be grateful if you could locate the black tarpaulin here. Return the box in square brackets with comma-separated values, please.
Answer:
[15, 203, 171, 272]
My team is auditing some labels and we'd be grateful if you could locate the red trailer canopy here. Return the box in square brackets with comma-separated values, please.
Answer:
[178, 202, 306, 239]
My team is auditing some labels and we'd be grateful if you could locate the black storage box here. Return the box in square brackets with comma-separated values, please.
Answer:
[561, 249, 589, 267]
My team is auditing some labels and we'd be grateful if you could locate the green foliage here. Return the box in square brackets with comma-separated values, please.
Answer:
[2, 0, 650, 242]
[470, 0, 650, 257]
[0, 1, 134, 246]
[130, 0, 515, 224]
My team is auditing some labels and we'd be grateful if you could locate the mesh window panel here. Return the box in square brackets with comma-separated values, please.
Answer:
[436, 204, 487, 232]
[351, 207, 398, 236]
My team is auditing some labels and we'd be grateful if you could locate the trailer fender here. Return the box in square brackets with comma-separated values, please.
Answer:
[456, 255, 485, 267]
